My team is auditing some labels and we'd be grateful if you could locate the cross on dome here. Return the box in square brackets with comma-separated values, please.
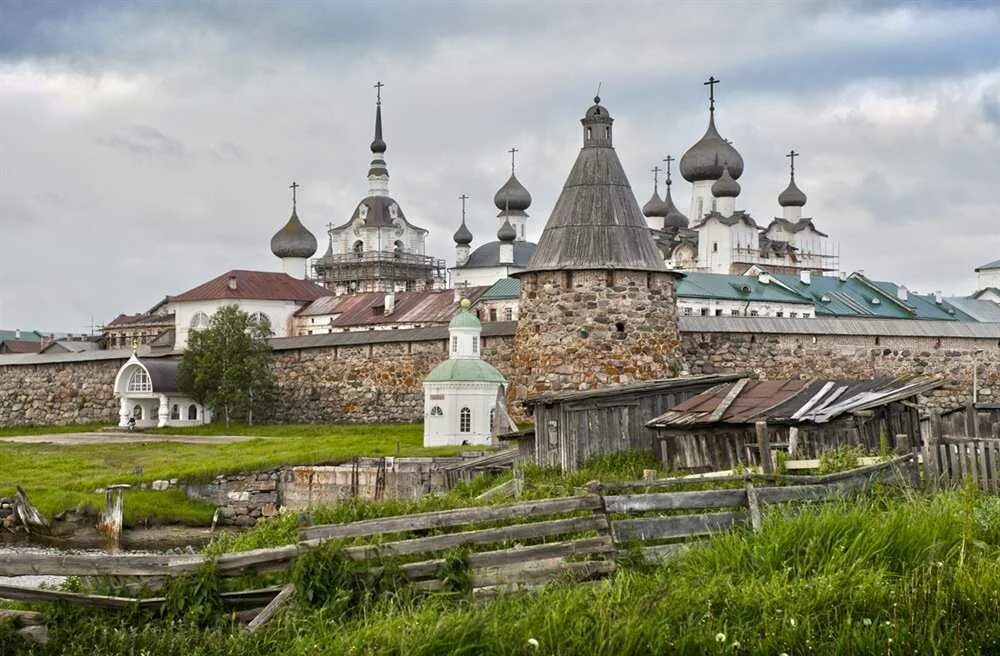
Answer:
[704, 76, 719, 112]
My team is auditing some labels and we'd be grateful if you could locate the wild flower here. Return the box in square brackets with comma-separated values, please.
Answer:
[527, 638, 539, 649]
[715, 632, 727, 643]
[862, 618, 873, 626]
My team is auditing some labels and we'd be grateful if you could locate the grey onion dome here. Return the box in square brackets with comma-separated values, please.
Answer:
[778, 176, 807, 207]
[271, 208, 318, 259]
[711, 164, 741, 198]
[679, 114, 744, 182]
[662, 185, 689, 229]
[497, 217, 517, 242]
[642, 189, 669, 218]
[370, 102, 387, 154]
[453, 219, 473, 245]
[494, 173, 532, 211]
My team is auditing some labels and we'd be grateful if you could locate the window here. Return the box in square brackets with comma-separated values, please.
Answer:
[776, 311, 783, 318]
[451, 336, 458, 352]
[460, 407, 471, 433]
[472, 336, 479, 353]
[699, 308, 708, 316]
[614, 322, 626, 333]
[504, 308, 513, 321]
[586, 127, 592, 139]
[489, 309, 498, 322]
[731, 310, 740, 316]
[430, 406, 443, 417]
[127, 369, 152, 393]
[132, 405, 143, 420]
[353, 240, 364, 256]
[712, 242, 719, 253]
[248, 312, 271, 328]
[188, 404, 198, 420]
[790, 312, 798, 318]
[190, 312, 210, 330]
[715, 309, 723, 316]
[750, 310, 759, 317]
[682, 307, 692, 316]
[490, 409, 496, 432]
[170, 404, 180, 420]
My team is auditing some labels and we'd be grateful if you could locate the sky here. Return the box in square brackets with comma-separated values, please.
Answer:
[2, 0, 1000, 332]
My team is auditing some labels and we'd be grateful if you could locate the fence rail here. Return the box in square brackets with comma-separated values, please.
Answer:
[1, 454, 918, 626]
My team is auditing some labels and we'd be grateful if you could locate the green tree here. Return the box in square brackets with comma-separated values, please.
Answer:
[178, 305, 275, 428]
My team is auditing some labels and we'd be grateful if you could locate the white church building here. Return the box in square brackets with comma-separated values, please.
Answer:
[114, 355, 211, 428]
[422, 299, 506, 447]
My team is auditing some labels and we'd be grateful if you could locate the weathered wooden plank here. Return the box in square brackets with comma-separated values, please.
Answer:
[980, 439, 990, 492]
[0, 550, 205, 577]
[332, 515, 607, 561]
[611, 511, 748, 543]
[214, 545, 301, 576]
[755, 483, 843, 503]
[744, 471, 762, 532]
[756, 421, 774, 474]
[0, 609, 44, 626]
[637, 543, 691, 562]
[706, 378, 749, 423]
[0, 584, 165, 609]
[470, 558, 615, 588]
[603, 488, 746, 513]
[246, 584, 295, 634]
[397, 536, 616, 580]
[14, 487, 49, 534]
[300, 494, 601, 541]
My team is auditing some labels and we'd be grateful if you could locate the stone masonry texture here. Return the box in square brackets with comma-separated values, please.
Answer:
[511, 269, 683, 397]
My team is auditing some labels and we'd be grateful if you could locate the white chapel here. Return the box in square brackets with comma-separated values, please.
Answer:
[422, 299, 506, 447]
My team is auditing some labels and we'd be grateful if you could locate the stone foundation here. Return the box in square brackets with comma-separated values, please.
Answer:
[511, 269, 682, 396]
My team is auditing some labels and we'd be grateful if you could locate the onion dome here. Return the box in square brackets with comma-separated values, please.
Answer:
[662, 185, 689, 229]
[453, 219, 473, 245]
[642, 189, 669, 218]
[271, 207, 318, 259]
[679, 114, 744, 182]
[778, 175, 807, 207]
[494, 173, 532, 212]
[497, 217, 517, 242]
[711, 163, 740, 198]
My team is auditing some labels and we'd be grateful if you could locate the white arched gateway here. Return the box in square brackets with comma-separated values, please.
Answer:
[113, 355, 211, 428]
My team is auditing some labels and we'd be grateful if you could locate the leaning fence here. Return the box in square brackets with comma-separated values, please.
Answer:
[0, 453, 918, 640]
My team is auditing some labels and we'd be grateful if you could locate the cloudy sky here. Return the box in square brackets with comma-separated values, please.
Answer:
[2, 1, 1000, 331]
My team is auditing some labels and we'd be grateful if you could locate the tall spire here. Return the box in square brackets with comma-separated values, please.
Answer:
[367, 81, 389, 196]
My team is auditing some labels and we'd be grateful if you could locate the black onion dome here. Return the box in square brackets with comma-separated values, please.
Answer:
[453, 220, 473, 245]
[778, 177, 807, 207]
[679, 114, 744, 182]
[494, 173, 532, 211]
[662, 186, 689, 229]
[642, 190, 669, 218]
[497, 217, 517, 242]
[711, 164, 741, 198]
[271, 209, 318, 258]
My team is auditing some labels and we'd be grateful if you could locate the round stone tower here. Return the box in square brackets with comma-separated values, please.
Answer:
[511, 97, 683, 396]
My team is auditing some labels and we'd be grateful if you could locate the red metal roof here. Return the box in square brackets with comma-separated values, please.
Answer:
[0, 340, 42, 354]
[105, 312, 175, 328]
[169, 270, 328, 304]
[297, 287, 489, 328]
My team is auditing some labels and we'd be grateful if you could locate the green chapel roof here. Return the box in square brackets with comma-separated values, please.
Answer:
[424, 358, 506, 383]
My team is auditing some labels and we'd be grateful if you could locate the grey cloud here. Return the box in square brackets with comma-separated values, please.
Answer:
[97, 124, 189, 160]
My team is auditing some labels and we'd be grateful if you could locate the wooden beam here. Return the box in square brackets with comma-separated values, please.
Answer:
[756, 421, 773, 474]
[246, 584, 295, 634]
[706, 378, 749, 423]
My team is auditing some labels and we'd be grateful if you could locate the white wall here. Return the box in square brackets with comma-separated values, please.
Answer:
[677, 297, 815, 318]
[171, 299, 304, 349]
[451, 265, 524, 289]
[423, 381, 503, 447]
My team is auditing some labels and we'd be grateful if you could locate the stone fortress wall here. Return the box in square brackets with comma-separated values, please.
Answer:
[3, 318, 1000, 427]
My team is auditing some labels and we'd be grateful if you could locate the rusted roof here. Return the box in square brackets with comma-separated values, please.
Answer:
[105, 312, 175, 328]
[524, 373, 745, 408]
[648, 375, 943, 427]
[0, 340, 42, 354]
[296, 287, 489, 328]
[169, 270, 327, 304]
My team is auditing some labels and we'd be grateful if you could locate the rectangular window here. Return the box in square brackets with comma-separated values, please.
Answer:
[731, 310, 740, 316]
[451, 336, 457, 352]
[489, 309, 498, 322]
[504, 308, 513, 321]
[682, 307, 692, 316]
[715, 309, 723, 316]
[790, 312, 797, 318]
[750, 310, 759, 317]
[776, 311, 783, 317]
[472, 336, 479, 353]
[712, 242, 718, 253]
[699, 308, 708, 316]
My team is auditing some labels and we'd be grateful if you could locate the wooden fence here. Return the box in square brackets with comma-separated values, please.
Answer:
[922, 410, 1000, 492]
[0, 455, 917, 639]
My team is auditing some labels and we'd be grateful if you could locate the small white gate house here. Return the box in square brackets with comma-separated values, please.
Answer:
[114, 355, 211, 428]
[423, 299, 506, 447]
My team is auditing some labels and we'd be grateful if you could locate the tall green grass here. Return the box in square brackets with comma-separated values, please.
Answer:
[14, 489, 1000, 655]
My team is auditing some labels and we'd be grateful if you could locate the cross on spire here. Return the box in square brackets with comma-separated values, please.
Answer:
[786, 149, 799, 177]
[290, 181, 300, 210]
[374, 80, 384, 104]
[459, 194, 470, 222]
[508, 146, 519, 174]
[704, 75, 719, 112]
[663, 155, 675, 185]
[650, 165, 662, 190]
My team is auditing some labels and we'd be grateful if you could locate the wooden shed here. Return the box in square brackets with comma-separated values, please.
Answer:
[646, 375, 942, 472]
[502, 374, 742, 471]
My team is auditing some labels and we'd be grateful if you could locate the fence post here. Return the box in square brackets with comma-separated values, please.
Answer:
[926, 411, 942, 491]
[755, 421, 774, 474]
[743, 469, 762, 532]
[97, 484, 130, 551]
[585, 481, 614, 543]
[788, 427, 799, 459]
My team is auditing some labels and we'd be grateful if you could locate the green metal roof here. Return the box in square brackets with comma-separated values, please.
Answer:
[480, 277, 522, 300]
[677, 272, 812, 305]
[424, 358, 506, 383]
[448, 308, 482, 330]
[0, 330, 44, 342]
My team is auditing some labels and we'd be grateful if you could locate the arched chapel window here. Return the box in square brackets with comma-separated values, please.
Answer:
[127, 369, 152, 393]
[248, 312, 271, 328]
[460, 407, 471, 433]
[170, 404, 180, 420]
[190, 312, 210, 330]
[188, 405, 198, 420]
[430, 406, 443, 417]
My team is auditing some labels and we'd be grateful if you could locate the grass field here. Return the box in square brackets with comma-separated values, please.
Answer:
[0, 423, 464, 525]
[9, 486, 1000, 655]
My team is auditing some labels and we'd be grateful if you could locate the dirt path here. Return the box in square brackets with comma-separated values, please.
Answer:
[0, 432, 253, 445]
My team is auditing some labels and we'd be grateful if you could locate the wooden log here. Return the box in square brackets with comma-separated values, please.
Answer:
[603, 489, 746, 513]
[756, 421, 774, 474]
[788, 426, 800, 458]
[927, 411, 942, 490]
[0, 550, 205, 578]
[97, 484, 130, 551]
[246, 584, 295, 633]
[300, 494, 601, 541]
[707, 378, 749, 422]
[16, 625, 48, 646]
[611, 511, 748, 543]
[0, 609, 43, 626]
[0, 584, 166, 609]
[14, 486, 49, 534]
[475, 477, 518, 502]
[469, 558, 615, 588]
[744, 469, 762, 532]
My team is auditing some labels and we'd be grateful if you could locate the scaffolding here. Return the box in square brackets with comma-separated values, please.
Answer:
[312, 250, 446, 294]
[730, 241, 840, 274]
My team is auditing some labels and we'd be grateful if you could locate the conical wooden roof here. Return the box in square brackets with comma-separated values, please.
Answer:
[522, 101, 665, 273]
